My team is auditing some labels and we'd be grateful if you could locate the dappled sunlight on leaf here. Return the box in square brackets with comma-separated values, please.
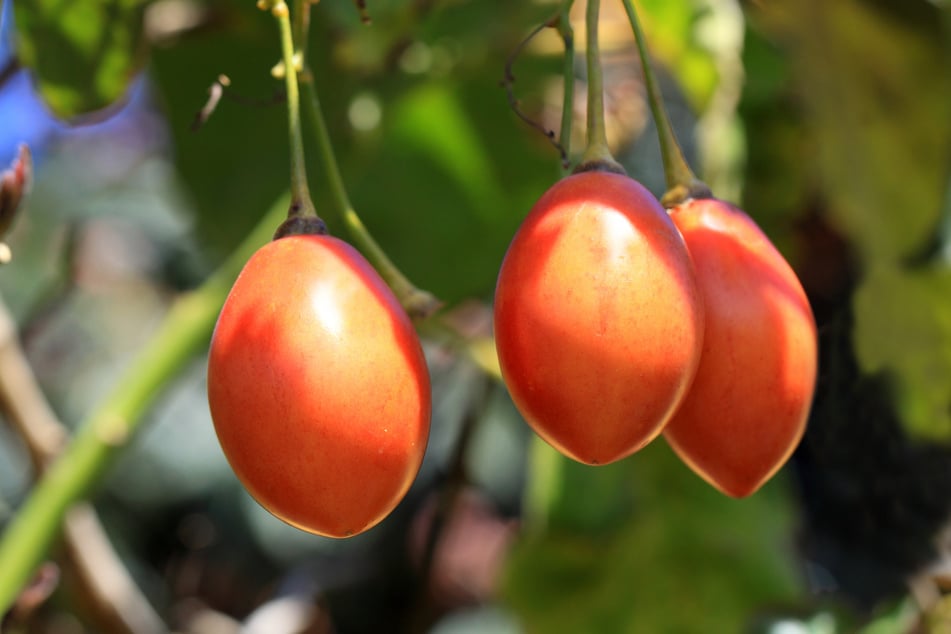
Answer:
[853, 264, 951, 441]
[14, 0, 149, 120]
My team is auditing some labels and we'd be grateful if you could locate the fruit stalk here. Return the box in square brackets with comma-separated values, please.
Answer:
[620, 0, 710, 205]
[272, 1, 319, 220]
[556, 0, 576, 174]
[577, 0, 624, 173]
[0, 194, 290, 616]
[292, 0, 310, 68]
[502, 0, 576, 172]
[269, 0, 435, 315]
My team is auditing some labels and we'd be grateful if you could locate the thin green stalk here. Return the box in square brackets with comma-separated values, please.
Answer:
[273, 1, 317, 219]
[293, 0, 310, 65]
[577, 0, 624, 173]
[556, 0, 576, 175]
[620, 0, 711, 205]
[501, 1, 575, 173]
[0, 194, 289, 616]
[502, 18, 565, 167]
[299, 73, 440, 319]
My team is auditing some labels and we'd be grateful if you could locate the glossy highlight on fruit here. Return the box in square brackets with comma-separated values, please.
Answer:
[663, 198, 817, 498]
[207, 234, 431, 537]
[494, 171, 704, 465]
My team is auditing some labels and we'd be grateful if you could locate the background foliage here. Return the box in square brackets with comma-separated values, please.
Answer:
[1, 0, 950, 632]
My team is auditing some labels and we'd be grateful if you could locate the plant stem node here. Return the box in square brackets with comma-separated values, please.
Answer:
[573, 157, 627, 175]
[660, 180, 714, 208]
[273, 216, 329, 239]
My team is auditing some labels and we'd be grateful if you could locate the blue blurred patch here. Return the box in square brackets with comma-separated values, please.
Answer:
[0, 1, 57, 166]
[0, 0, 152, 167]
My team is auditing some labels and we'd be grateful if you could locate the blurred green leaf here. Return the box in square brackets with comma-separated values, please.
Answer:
[347, 75, 555, 303]
[853, 264, 951, 441]
[13, 0, 149, 120]
[389, 83, 506, 225]
[504, 440, 802, 633]
[524, 438, 634, 534]
[858, 598, 918, 634]
[750, 0, 951, 265]
[923, 593, 951, 633]
[738, 25, 812, 244]
[637, 0, 719, 111]
[148, 2, 289, 255]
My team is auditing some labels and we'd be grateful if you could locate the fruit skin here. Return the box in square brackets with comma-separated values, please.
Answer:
[207, 234, 431, 538]
[494, 171, 704, 465]
[663, 198, 817, 498]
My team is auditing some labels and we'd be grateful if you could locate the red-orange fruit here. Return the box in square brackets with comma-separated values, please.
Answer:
[664, 198, 817, 497]
[207, 235, 431, 537]
[494, 171, 704, 465]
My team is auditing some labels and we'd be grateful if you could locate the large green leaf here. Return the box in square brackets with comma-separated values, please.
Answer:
[347, 79, 550, 303]
[748, 0, 951, 265]
[13, 0, 149, 120]
[148, 1, 299, 256]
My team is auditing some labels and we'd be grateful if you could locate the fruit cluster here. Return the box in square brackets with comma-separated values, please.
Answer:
[205, 0, 818, 539]
[205, 165, 817, 540]
[495, 169, 818, 498]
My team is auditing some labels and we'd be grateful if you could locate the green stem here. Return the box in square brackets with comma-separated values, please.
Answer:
[556, 0, 576, 176]
[576, 0, 624, 173]
[293, 0, 310, 65]
[0, 194, 289, 616]
[620, 0, 711, 205]
[273, 1, 317, 219]
[299, 73, 440, 319]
